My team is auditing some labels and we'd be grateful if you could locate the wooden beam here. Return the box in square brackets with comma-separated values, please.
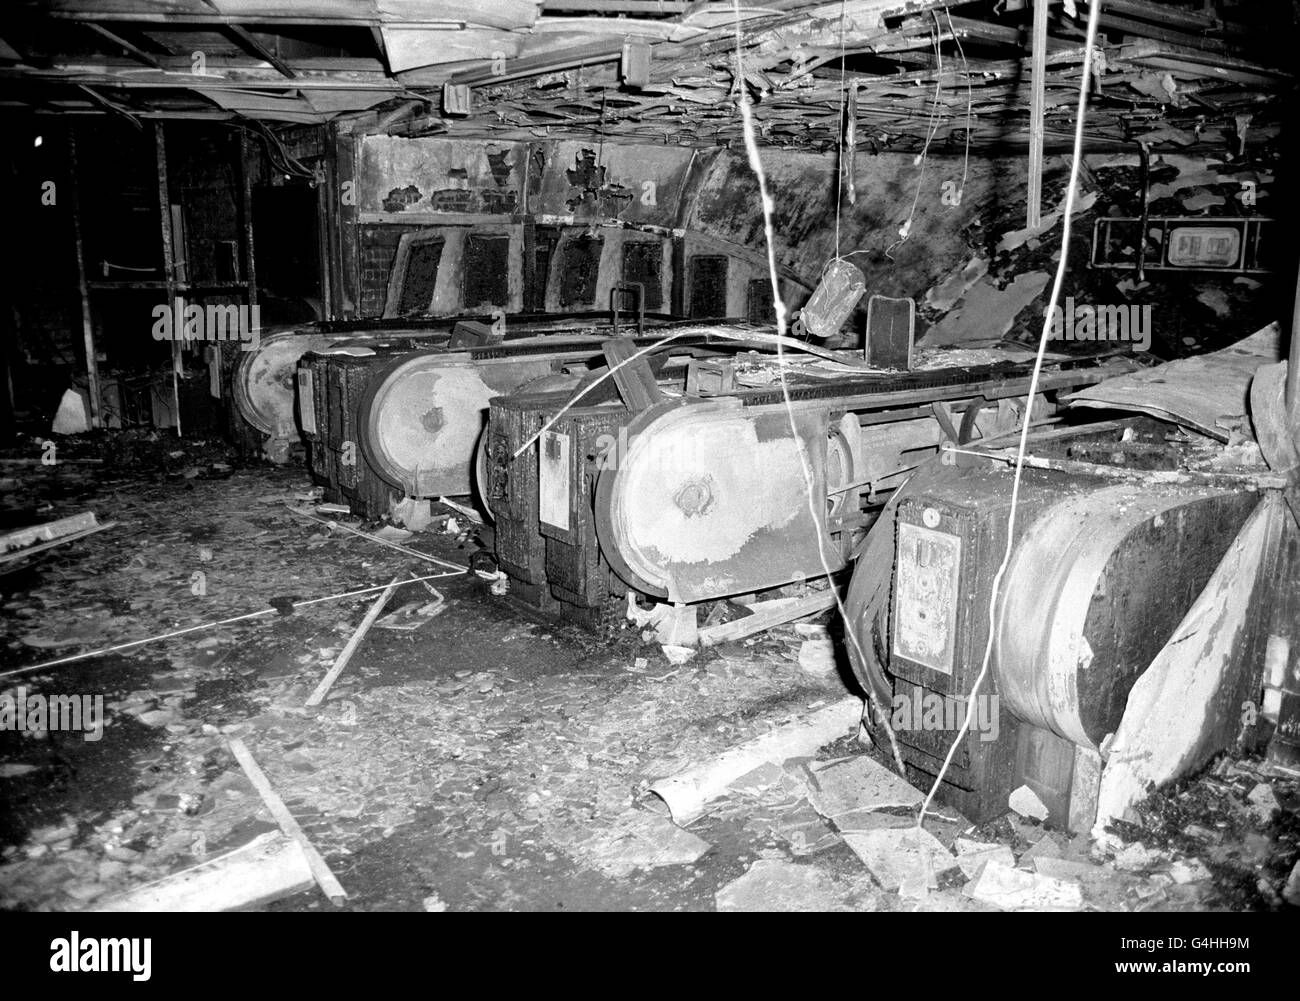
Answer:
[1095, 12, 1231, 55]
[154, 120, 182, 437]
[1, 511, 100, 553]
[82, 21, 164, 69]
[369, 24, 388, 72]
[239, 128, 257, 311]
[1, 64, 402, 92]
[305, 574, 402, 707]
[698, 591, 838, 647]
[221, 24, 295, 79]
[0, 522, 117, 566]
[602, 338, 663, 412]
[97, 832, 315, 912]
[49, 10, 382, 27]
[75, 83, 140, 127]
[1026, 0, 1049, 229]
[227, 737, 348, 906]
[543, 0, 688, 10]
[46, 5, 521, 30]
[1103, 0, 1229, 33]
[445, 38, 624, 87]
[66, 130, 101, 429]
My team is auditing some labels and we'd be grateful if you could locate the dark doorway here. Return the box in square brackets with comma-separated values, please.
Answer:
[253, 181, 323, 323]
[527, 225, 560, 312]
[689, 255, 729, 318]
[462, 233, 511, 310]
[559, 235, 604, 308]
[622, 241, 664, 311]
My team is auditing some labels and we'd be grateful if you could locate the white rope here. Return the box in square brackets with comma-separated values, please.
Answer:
[915, 0, 1106, 832]
[884, 16, 946, 260]
[732, 0, 907, 775]
[508, 328, 872, 461]
[945, 7, 973, 198]
[833, 0, 848, 260]
[0, 570, 464, 681]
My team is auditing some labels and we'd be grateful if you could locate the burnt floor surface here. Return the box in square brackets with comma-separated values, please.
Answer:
[1, 431, 1296, 912]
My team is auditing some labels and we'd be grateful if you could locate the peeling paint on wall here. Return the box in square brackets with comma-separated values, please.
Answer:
[923, 272, 1051, 347]
[382, 184, 423, 213]
[358, 136, 526, 217]
[563, 149, 633, 215]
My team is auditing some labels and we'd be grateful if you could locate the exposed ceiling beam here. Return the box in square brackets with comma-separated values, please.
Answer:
[541, 1, 688, 10]
[76, 82, 141, 127]
[82, 21, 165, 69]
[220, 24, 295, 78]
[48, 10, 381, 27]
[444, 39, 624, 87]
[0, 63, 404, 93]
[369, 25, 388, 73]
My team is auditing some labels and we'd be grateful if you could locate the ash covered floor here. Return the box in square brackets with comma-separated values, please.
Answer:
[1, 434, 1297, 912]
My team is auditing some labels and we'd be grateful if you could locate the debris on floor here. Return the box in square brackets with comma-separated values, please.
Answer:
[715, 858, 875, 913]
[1, 459, 1295, 914]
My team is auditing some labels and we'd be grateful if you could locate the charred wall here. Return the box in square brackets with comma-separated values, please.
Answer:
[296, 132, 1291, 359]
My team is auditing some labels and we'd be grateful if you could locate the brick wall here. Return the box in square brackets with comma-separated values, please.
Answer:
[358, 224, 424, 316]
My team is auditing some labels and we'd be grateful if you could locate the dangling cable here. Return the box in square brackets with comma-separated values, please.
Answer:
[915, 0, 1106, 832]
[732, 0, 908, 774]
[946, 7, 973, 200]
[833, 0, 849, 261]
[885, 15, 945, 260]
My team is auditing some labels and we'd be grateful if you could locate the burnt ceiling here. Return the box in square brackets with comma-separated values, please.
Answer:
[1, 1, 1292, 153]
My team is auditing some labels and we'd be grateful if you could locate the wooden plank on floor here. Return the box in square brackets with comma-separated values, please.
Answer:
[603, 338, 663, 412]
[698, 591, 837, 647]
[0, 512, 100, 553]
[227, 737, 348, 906]
[96, 831, 314, 912]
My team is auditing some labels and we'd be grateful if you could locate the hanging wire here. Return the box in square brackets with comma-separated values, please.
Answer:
[884, 14, 946, 260]
[946, 7, 974, 199]
[0, 570, 465, 681]
[833, 0, 849, 261]
[731, 0, 908, 775]
[914, 0, 1107, 834]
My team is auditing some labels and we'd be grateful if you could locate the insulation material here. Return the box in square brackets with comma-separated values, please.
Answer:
[1066, 322, 1282, 440]
[921, 272, 1050, 347]
[201, 87, 396, 120]
[648, 697, 863, 826]
[925, 255, 989, 313]
[378, 26, 520, 73]
[196, 89, 322, 123]
[995, 191, 1098, 253]
[302, 91, 402, 116]
[1093, 493, 1286, 838]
